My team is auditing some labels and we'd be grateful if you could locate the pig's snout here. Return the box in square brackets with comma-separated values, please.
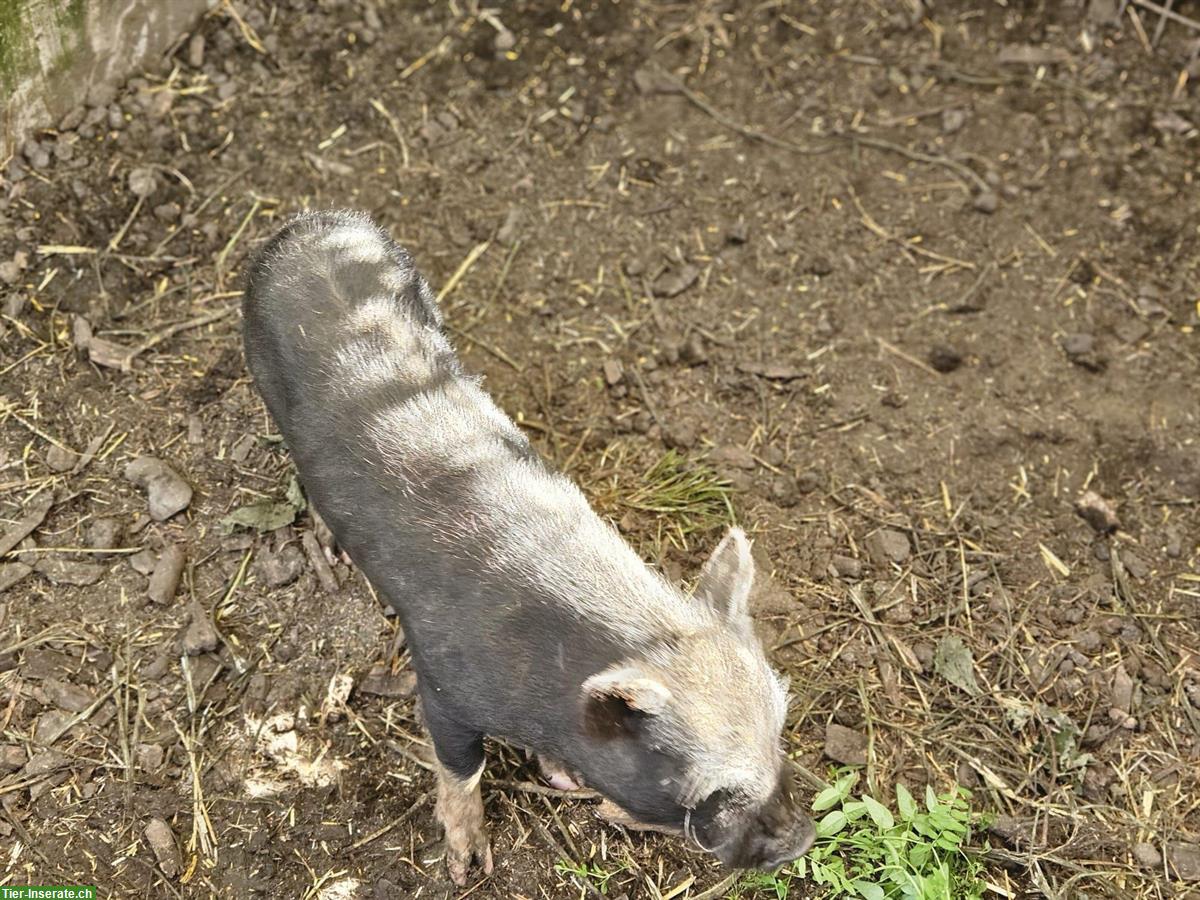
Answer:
[696, 776, 816, 871]
[736, 804, 816, 872]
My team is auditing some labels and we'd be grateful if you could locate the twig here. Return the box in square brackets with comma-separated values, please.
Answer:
[216, 199, 262, 279]
[659, 69, 832, 156]
[347, 792, 429, 849]
[875, 336, 940, 376]
[446, 324, 523, 372]
[841, 132, 990, 193]
[851, 191, 975, 271]
[436, 241, 490, 305]
[1132, 0, 1200, 34]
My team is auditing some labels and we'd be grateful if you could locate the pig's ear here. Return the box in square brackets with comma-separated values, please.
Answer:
[695, 526, 755, 628]
[582, 665, 672, 735]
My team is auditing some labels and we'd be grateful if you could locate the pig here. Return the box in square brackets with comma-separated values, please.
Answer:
[241, 210, 815, 884]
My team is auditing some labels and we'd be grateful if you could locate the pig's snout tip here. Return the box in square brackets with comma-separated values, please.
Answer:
[744, 815, 816, 872]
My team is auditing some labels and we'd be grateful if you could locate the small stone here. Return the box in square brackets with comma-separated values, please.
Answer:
[87, 517, 123, 558]
[34, 557, 105, 586]
[941, 107, 968, 134]
[255, 544, 305, 588]
[1061, 332, 1105, 372]
[22, 748, 70, 778]
[1111, 664, 1133, 712]
[928, 345, 963, 373]
[1075, 490, 1120, 534]
[144, 817, 182, 878]
[770, 476, 799, 508]
[652, 264, 700, 298]
[230, 433, 256, 464]
[45, 679, 94, 712]
[0, 563, 34, 594]
[866, 528, 911, 565]
[136, 743, 165, 770]
[45, 444, 78, 472]
[808, 256, 833, 277]
[153, 202, 181, 222]
[0, 745, 25, 772]
[34, 710, 77, 745]
[59, 107, 86, 131]
[632, 66, 683, 95]
[143, 655, 171, 681]
[124, 456, 192, 521]
[678, 334, 708, 365]
[148, 545, 186, 605]
[972, 190, 999, 214]
[663, 423, 696, 451]
[496, 206, 522, 245]
[709, 445, 756, 470]
[832, 555, 863, 580]
[128, 166, 159, 198]
[1164, 529, 1183, 559]
[0, 261, 22, 284]
[824, 722, 868, 766]
[128, 548, 158, 575]
[187, 32, 206, 68]
[1132, 842, 1161, 869]
[795, 470, 824, 493]
[1092, 540, 1111, 562]
[1167, 843, 1200, 881]
[358, 666, 417, 698]
[1074, 630, 1102, 654]
[726, 220, 749, 245]
[182, 601, 219, 655]
[603, 359, 624, 386]
[1119, 550, 1149, 580]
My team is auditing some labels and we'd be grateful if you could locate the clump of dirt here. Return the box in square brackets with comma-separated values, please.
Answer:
[1, 1, 1198, 897]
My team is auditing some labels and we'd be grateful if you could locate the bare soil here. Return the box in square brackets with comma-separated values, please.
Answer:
[1, 1, 1198, 898]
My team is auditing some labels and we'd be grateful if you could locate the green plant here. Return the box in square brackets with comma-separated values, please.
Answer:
[554, 858, 627, 895]
[734, 868, 795, 899]
[790, 771, 987, 900]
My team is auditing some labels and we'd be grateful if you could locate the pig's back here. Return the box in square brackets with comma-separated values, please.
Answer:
[242, 213, 703, 742]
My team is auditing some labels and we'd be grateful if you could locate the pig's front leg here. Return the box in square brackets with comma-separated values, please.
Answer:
[423, 696, 493, 885]
[435, 760, 493, 886]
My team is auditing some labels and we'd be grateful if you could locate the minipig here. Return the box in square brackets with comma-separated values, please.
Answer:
[242, 211, 815, 884]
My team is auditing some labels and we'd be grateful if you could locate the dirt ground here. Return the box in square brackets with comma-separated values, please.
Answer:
[1, 0, 1198, 897]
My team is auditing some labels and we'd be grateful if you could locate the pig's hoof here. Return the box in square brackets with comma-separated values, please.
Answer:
[445, 827, 493, 886]
[547, 771, 581, 791]
[537, 754, 584, 791]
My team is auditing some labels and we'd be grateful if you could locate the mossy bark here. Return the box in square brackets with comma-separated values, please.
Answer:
[1, 0, 210, 157]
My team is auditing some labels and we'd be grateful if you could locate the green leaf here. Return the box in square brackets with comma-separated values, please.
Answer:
[933, 635, 981, 696]
[285, 474, 307, 512]
[842, 800, 869, 821]
[813, 784, 847, 812]
[925, 784, 939, 813]
[853, 882, 885, 900]
[220, 500, 300, 533]
[816, 809, 849, 838]
[896, 783, 917, 821]
[861, 794, 896, 829]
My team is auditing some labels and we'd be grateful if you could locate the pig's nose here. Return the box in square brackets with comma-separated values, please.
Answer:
[751, 815, 816, 871]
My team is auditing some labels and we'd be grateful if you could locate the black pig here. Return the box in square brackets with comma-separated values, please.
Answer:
[242, 211, 814, 884]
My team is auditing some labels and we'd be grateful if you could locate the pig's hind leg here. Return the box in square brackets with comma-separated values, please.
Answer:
[424, 700, 493, 886]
